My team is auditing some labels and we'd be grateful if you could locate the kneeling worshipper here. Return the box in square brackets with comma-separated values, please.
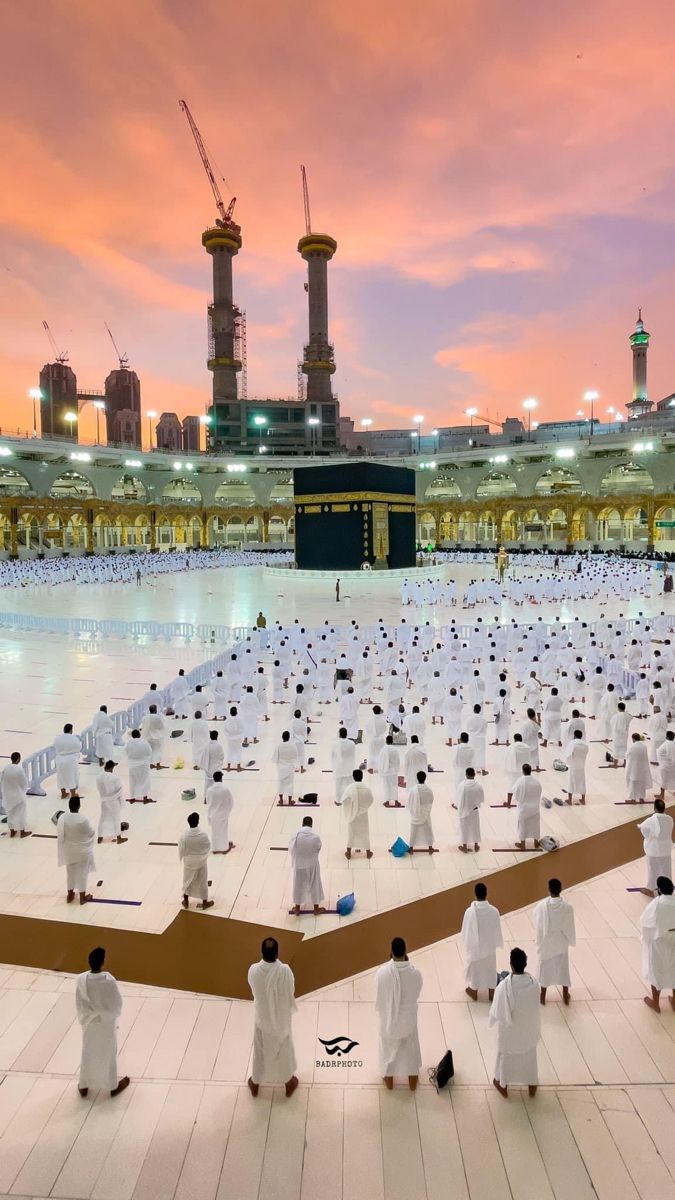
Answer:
[288, 815, 325, 915]
[96, 761, 127, 845]
[456, 766, 484, 853]
[126, 729, 153, 804]
[54, 723, 82, 800]
[513, 763, 542, 850]
[178, 811, 214, 910]
[534, 878, 576, 1005]
[1, 751, 31, 837]
[640, 875, 675, 1012]
[247, 937, 299, 1098]
[76, 946, 129, 1098]
[407, 769, 436, 853]
[375, 937, 423, 1091]
[461, 882, 504, 1001]
[341, 767, 374, 859]
[206, 770, 234, 854]
[489, 946, 541, 1098]
[638, 798, 674, 894]
[57, 797, 96, 905]
[92, 706, 115, 765]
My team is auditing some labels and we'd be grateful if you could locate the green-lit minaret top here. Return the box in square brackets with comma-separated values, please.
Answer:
[629, 308, 651, 411]
[630, 307, 650, 347]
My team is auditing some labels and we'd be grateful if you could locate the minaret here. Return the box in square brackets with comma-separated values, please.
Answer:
[627, 308, 652, 418]
[298, 231, 337, 403]
[203, 219, 242, 409]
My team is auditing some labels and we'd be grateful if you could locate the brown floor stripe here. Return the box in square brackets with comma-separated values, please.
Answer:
[0, 806, 668, 1000]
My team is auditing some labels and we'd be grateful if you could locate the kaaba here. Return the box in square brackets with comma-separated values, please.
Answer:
[293, 462, 416, 570]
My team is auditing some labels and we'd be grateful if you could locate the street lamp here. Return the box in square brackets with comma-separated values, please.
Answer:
[308, 415, 320, 455]
[360, 417, 373, 428]
[253, 414, 267, 449]
[431, 427, 439, 452]
[146, 410, 157, 450]
[199, 413, 212, 452]
[465, 407, 478, 438]
[522, 397, 538, 441]
[93, 399, 105, 444]
[412, 413, 424, 453]
[64, 410, 78, 440]
[583, 389, 599, 437]
[28, 387, 42, 437]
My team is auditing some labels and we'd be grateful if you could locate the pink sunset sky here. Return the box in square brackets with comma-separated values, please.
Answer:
[2, 0, 675, 442]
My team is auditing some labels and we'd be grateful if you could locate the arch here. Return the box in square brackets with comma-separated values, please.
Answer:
[500, 509, 520, 542]
[439, 511, 458, 542]
[418, 510, 437, 543]
[50, 471, 96, 499]
[268, 514, 288, 542]
[476, 509, 497, 543]
[214, 480, 256, 504]
[161, 477, 202, 505]
[655, 505, 675, 544]
[571, 507, 593, 542]
[476, 471, 517, 499]
[599, 461, 654, 495]
[457, 510, 477, 543]
[111, 474, 147, 501]
[268, 475, 293, 504]
[0, 466, 33, 496]
[424, 474, 462, 500]
[534, 467, 583, 496]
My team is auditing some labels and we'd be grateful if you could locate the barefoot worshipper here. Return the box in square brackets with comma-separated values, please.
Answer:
[178, 811, 214, 910]
[75, 946, 130, 1099]
[534, 878, 576, 1005]
[375, 937, 423, 1091]
[247, 937, 299, 1098]
[489, 947, 541, 1098]
[56, 797, 96, 905]
[288, 815, 325, 915]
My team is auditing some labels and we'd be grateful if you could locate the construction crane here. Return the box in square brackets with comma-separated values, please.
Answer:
[42, 320, 68, 364]
[104, 322, 129, 369]
[300, 164, 312, 236]
[179, 99, 238, 232]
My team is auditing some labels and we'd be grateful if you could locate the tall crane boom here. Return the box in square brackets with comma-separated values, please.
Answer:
[42, 320, 68, 364]
[300, 164, 312, 236]
[104, 322, 129, 369]
[179, 99, 237, 231]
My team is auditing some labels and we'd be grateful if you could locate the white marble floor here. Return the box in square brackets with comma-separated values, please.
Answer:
[1, 561, 674, 936]
[1, 857, 675, 1200]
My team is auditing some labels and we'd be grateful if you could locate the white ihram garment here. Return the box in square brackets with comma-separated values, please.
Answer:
[289, 827, 324, 906]
[626, 740, 653, 801]
[342, 781, 373, 850]
[378, 745, 400, 805]
[534, 896, 576, 987]
[76, 971, 123, 1091]
[126, 737, 152, 800]
[375, 959, 423, 1077]
[92, 711, 115, 762]
[461, 900, 503, 990]
[206, 781, 234, 850]
[332, 739, 356, 804]
[178, 827, 211, 900]
[489, 972, 541, 1087]
[514, 776, 542, 841]
[141, 712, 167, 762]
[407, 782, 434, 847]
[564, 740, 588, 796]
[54, 732, 81, 792]
[1, 762, 28, 831]
[639, 811, 674, 891]
[272, 740, 299, 797]
[657, 739, 675, 791]
[248, 959, 297, 1084]
[456, 778, 484, 845]
[96, 772, 123, 839]
[57, 811, 96, 892]
[641, 893, 675, 990]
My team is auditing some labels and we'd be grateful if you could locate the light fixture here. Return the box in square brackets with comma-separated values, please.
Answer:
[633, 440, 654, 453]
[227, 463, 247, 473]
[93, 400, 105, 411]
[360, 417, 373, 428]
[199, 414, 212, 425]
[172, 461, 182, 470]
[259, 444, 268, 454]
[308, 417, 320, 426]
[0, 446, 12, 457]
[28, 387, 42, 400]
[124, 459, 142, 468]
[522, 398, 538, 411]
[556, 447, 576, 459]
[465, 407, 478, 418]
[70, 451, 91, 462]
[431, 428, 439, 436]
[584, 389, 600, 402]
[253, 415, 267, 426]
[185, 462, 194, 471]
[64, 410, 77, 422]
[489, 453, 508, 464]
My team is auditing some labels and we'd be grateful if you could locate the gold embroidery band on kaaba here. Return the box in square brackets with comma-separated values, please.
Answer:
[294, 491, 416, 505]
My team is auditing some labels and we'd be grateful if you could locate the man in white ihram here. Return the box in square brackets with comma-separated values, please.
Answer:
[375, 936, 423, 1091]
[513, 762, 542, 850]
[341, 768, 374, 859]
[96, 760, 127, 845]
[534, 877, 576, 1005]
[289, 815, 326, 915]
[57, 796, 96, 905]
[76, 946, 129, 1099]
[126, 728, 153, 804]
[641, 875, 675, 1012]
[407, 769, 436, 853]
[638, 797, 674, 895]
[206, 770, 234, 854]
[178, 811, 214, 910]
[490, 946, 541, 1098]
[1, 751, 31, 838]
[54, 723, 82, 800]
[461, 881, 503, 1001]
[247, 936, 299, 1098]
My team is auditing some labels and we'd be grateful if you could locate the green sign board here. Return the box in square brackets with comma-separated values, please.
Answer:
[655, 520, 675, 528]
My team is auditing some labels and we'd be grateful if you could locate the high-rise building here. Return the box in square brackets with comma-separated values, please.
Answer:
[297, 231, 337, 405]
[182, 415, 201, 453]
[155, 412, 183, 452]
[112, 409, 142, 447]
[39, 362, 78, 440]
[104, 368, 141, 446]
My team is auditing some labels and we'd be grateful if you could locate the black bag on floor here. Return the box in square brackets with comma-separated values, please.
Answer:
[429, 1049, 454, 1091]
